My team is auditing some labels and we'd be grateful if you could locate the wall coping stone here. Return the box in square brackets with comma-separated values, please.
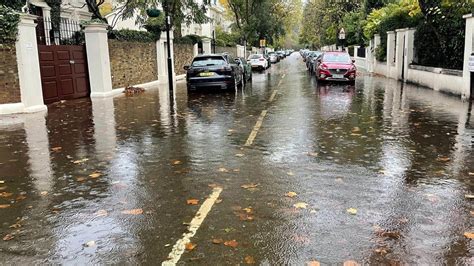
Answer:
[463, 13, 473, 19]
[409, 64, 463, 77]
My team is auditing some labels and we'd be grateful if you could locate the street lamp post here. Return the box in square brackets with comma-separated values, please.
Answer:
[164, 2, 174, 92]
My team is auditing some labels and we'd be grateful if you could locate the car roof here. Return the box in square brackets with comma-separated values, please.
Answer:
[324, 51, 349, 55]
[194, 54, 227, 58]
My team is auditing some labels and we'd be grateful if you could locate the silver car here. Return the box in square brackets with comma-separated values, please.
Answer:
[268, 53, 279, 63]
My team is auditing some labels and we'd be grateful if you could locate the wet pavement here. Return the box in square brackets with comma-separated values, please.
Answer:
[0, 53, 473, 265]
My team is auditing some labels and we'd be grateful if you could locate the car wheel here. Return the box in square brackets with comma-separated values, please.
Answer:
[349, 80, 356, 86]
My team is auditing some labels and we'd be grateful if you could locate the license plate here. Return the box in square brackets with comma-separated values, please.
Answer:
[333, 74, 344, 79]
[200, 72, 215, 77]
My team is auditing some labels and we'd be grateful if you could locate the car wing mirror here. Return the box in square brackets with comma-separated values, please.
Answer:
[184, 65, 190, 70]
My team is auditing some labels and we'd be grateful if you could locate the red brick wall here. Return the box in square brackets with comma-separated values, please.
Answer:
[0, 44, 21, 104]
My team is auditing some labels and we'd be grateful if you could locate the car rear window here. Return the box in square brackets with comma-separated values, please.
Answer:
[249, 54, 262, 59]
[323, 53, 351, 63]
[192, 57, 226, 67]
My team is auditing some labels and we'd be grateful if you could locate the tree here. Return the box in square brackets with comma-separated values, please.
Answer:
[2, 0, 24, 10]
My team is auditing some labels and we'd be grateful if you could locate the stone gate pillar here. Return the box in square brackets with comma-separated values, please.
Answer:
[84, 23, 113, 97]
[462, 13, 474, 99]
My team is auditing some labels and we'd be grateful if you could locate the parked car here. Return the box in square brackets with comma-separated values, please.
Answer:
[263, 54, 272, 68]
[237, 57, 252, 81]
[184, 54, 244, 91]
[276, 51, 286, 60]
[306, 51, 323, 73]
[268, 52, 279, 63]
[315, 52, 357, 84]
[248, 54, 269, 70]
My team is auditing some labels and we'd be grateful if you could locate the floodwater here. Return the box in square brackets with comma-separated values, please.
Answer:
[0, 54, 473, 265]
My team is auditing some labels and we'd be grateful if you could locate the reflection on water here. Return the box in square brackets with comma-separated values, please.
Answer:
[0, 67, 472, 264]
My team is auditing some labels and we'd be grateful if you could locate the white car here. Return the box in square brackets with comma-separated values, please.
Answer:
[247, 54, 268, 70]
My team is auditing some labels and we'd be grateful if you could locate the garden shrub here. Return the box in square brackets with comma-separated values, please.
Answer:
[108, 29, 155, 42]
[0, 5, 20, 44]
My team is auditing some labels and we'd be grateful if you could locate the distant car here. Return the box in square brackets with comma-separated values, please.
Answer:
[248, 54, 269, 70]
[263, 54, 272, 67]
[237, 57, 252, 81]
[185, 54, 244, 91]
[268, 52, 279, 63]
[315, 52, 357, 84]
[306, 51, 323, 73]
[276, 51, 285, 60]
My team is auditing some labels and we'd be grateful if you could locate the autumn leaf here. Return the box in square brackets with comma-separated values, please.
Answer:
[0, 204, 11, 209]
[285, 191, 298, 198]
[347, 208, 358, 215]
[465, 195, 474, 199]
[0, 192, 13, 198]
[287, 172, 295, 176]
[121, 209, 143, 215]
[208, 183, 221, 188]
[212, 238, 223, 244]
[73, 158, 89, 164]
[3, 234, 14, 241]
[40, 191, 48, 196]
[437, 157, 450, 162]
[244, 256, 256, 264]
[307, 152, 318, 157]
[51, 147, 62, 152]
[85, 240, 96, 247]
[343, 260, 360, 266]
[235, 154, 245, 157]
[352, 127, 361, 132]
[469, 172, 474, 176]
[187, 199, 199, 205]
[95, 209, 108, 217]
[224, 240, 239, 248]
[172, 160, 182, 165]
[89, 172, 102, 179]
[218, 167, 229, 173]
[241, 183, 259, 189]
[307, 261, 321, 266]
[464, 232, 474, 239]
[76, 177, 87, 182]
[470, 211, 474, 216]
[185, 242, 196, 251]
[293, 202, 308, 209]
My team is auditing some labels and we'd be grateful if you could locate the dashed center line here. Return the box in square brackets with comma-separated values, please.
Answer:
[162, 187, 223, 266]
[268, 90, 278, 102]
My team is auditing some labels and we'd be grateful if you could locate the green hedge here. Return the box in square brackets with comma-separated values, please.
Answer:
[0, 5, 20, 44]
[108, 29, 156, 42]
[174, 34, 203, 45]
[414, 5, 470, 70]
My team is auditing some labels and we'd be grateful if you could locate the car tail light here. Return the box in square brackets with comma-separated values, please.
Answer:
[320, 64, 328, 70]
[259, 58, 265, 61]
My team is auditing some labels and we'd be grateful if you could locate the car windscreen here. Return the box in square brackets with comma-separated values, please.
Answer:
[323, 53, 351, 63]
[192, 57, 226, 67]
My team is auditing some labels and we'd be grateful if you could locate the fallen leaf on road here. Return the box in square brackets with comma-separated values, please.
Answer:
[3, 234, 14, 241]
[51, 147, 62, 152]
[208, 183, 221, 188]
[218, 167, 229, 173]
[121, 209, 143, 215]
[469, 172, 474, 176]
[0, 192, 13, 198]
[235, 154, 245, 157]
[89, 172, 102, 179]
[470, 211, 474, 216]
[224, 240, 239, 248]
[375, 248, 388, 255]
[95, 209, 108, 217]
[0, 181, 4, 184]
[244, 256, 256, 264]
[286, 191, 298, 198]
[287, 172, 295, 176]
[172, 160, 182, 165]
[307, 152, 318, 157]
[293, 202, 308, 209]
[465, 195, 474, 199]
[76, 177, 87, 182]
[242, 207, 253, 213]
[464, 232, 474, 239]
[185, 242, 196, 251]
[347, 208, 358, 215]
[212, 238, 223, 244]
[241, 183, 259, 189]
[437, 157, 450, 162]
[73, 158, 89, 164]
[40, 191, 48, 196]
[307, 261, 321, 266]
[187, 199, 199, 205]
[343, 260, 360, 266]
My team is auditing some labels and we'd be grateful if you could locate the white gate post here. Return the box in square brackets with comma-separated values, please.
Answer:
[156, 31, 176, 83]
[386, 31, 396, 78]
[404, 28, 416, 81]
[462, 13, 474, 99]
[395, 28, 407, 80]
[16, 14, 47, 113]
[84, 23, 114, 97]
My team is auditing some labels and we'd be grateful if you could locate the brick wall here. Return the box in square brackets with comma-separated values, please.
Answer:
[108, 40, 157, 89]
[0, 44, 21, 104]
[173, 44, 194, 75]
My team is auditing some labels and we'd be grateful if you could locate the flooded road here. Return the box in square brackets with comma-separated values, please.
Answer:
[0, 53, 473, 264]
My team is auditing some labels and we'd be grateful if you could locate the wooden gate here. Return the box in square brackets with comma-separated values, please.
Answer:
[35, 16, 90, 104]
[38, 45, 90, 104]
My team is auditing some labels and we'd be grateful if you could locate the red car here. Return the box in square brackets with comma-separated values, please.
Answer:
[315, 52, 356, 84]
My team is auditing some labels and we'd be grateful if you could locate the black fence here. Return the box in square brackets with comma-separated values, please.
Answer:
[35, 17, 85, 45]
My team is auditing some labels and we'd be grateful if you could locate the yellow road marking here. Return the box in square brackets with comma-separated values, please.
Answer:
[162, 187, 223, 266]
[244, 110, 268, 146]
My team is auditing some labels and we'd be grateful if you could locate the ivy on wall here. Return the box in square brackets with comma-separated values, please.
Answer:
[0, 5, 20, 44]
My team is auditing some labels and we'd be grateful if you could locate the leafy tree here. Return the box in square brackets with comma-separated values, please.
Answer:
[1, 0, 24, 10]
